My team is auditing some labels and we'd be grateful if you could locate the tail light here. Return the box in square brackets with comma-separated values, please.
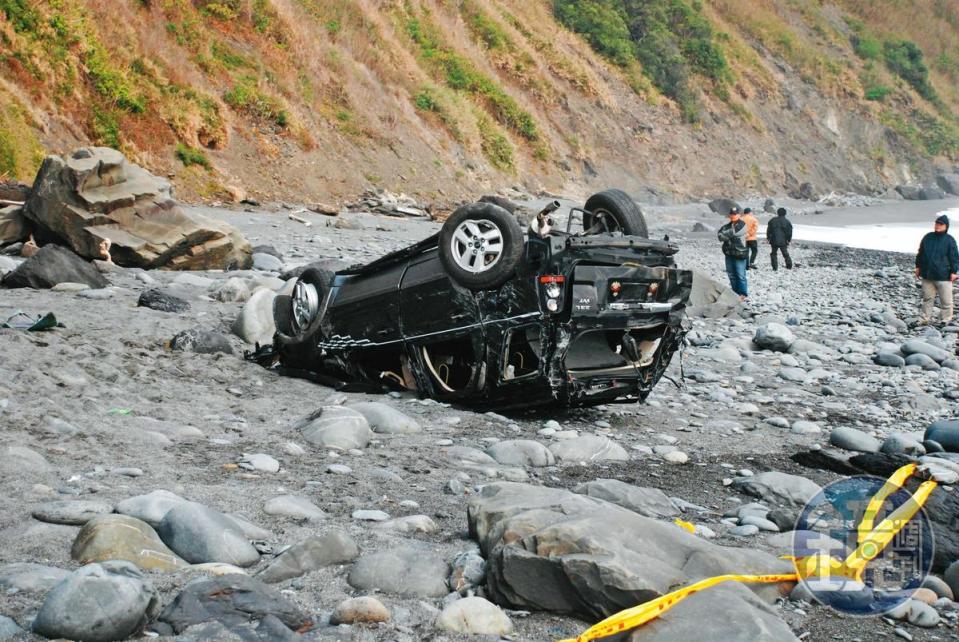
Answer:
[539, 275, 566, 314]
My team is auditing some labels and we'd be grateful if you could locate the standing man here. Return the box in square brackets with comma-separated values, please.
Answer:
[915, 213, 958, 325]
[766, 207, 793, 270]
[717, 206, 749, 301]
[742, 207, 759, 269]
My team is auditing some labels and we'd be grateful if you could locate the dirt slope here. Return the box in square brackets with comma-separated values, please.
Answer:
[1, 0, 957, 205]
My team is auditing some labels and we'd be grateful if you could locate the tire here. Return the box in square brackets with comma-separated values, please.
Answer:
[583, 189, 648, 238]
[439, 202, 524, 290]
[286, 267, 333, 339]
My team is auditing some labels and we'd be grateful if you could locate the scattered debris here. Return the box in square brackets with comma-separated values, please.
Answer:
[345, 189, 431, 218]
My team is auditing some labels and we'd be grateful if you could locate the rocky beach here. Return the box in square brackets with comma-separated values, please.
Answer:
[2, 194, 959, 642]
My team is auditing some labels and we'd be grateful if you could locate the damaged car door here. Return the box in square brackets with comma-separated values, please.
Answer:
[399, 249, 487, 400]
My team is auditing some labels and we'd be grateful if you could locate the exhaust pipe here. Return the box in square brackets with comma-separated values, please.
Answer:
[531, 200, 562, 237]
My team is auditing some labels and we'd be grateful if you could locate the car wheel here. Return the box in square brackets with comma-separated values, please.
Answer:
[439, 202, 524, 290]
[583, 189, 648, 238]
[287, 267, 332, 337]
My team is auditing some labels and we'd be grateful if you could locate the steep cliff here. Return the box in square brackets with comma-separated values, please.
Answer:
[1, 0, 957, 204]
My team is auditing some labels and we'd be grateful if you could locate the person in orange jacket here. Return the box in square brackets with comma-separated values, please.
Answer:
[742, 207, 759, 269]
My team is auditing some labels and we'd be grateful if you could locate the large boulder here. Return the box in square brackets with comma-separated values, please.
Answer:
[896, 185, 922, 200]
[926, 419, 959, 452]
[0, 204, 28, 245]
[627, 582, 798, 641]
[902, 340, 951, 364]
[573, 479, 680, 518]
[3, 244, 108, 288]
[24, 147, 251, 270]
[687, 271, 740, 317]
[468, 483, 794, 626]
[707, 198, 740, 215]
[937, 174, 959, 196]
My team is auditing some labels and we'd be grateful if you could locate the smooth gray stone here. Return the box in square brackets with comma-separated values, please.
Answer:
[296, 406, 372, 450]
[926, 420, 959, 453]
[731, 471, 822, 507]
[115, 490, 189, 527]
[881, 435, 926, 456]
[548, 435, 628, 462]
[573, 479, 679, 518]
[902, 340, 951, 363]
[263, 495, 325, 521]
[156, 502, 259, 567]
[830, 426, 881, 453]
[347, 401, 422, 434]
[874, 352, 905, 367]
[32, 561, 159, 642]
[258, 531, 359, 583]
[155, 574, 310, 635]
[32, 499, 114, 525]
[348, 547, 449, 597]
[753, 323, 794, 352]
[487, 440, 555, 467]
[0, 615, 22, 637]
[0, 562, 70, 593]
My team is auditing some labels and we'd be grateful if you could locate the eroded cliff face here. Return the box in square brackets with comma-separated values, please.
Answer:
[1, 0, 956, 204]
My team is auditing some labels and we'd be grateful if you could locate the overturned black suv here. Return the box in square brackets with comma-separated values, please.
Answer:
[260, 189, 693, 411]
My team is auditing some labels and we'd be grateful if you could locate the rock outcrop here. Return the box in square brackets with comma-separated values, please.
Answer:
[24, 147, 251, 270]
[468, 482, 796, 640]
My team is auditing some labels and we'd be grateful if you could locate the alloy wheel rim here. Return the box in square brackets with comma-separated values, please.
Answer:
[291, 280, 320, 333]
[450, 219, 504, 273]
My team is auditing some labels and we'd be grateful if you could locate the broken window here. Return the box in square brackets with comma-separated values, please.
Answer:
[503, 325, 542, 380]
[353, 347, 413, 389]
[421, 337, 480, 392]
[565, 328, 664, 374]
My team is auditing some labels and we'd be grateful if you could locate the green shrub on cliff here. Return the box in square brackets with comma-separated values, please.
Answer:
[553, 0, 729, 121]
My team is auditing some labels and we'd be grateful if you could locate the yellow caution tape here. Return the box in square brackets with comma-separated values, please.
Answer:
[673, 518, 695, 533]
[556, 574, 798, 642]
[857, 463, 917, 545]
[561, 465, 936, 642]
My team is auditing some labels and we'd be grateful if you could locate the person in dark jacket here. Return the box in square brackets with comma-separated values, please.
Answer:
[766, 207, 793, 270]
[717, 206, 749, 300]
[915, 213, 959, 325]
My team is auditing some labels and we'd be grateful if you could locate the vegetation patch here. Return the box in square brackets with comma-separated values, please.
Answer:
[553, 0, 730, 121]
[223, 78, 289, 127]
[175, 142, 211, 168]
[84, 43, 147, 113]
[881, 109, 959, 158]
[460, 1, 556, 104]
[0, 97, 44, 181]
[476, 112, 514, 171]
[91, 106, 122, 149]
[847, 18, 940, 106]
[404, 8, 539, 142]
